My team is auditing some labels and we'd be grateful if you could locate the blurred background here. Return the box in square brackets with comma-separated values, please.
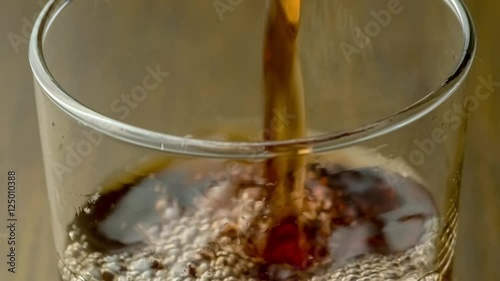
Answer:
[0, 0, 498, 280]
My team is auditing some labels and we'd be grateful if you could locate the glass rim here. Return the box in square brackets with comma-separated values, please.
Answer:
[29, 0, 476, 159]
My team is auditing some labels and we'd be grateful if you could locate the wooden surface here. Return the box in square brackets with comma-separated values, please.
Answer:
[0, 0, 498, 281]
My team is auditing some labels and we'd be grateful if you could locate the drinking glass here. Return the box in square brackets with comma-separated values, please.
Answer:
[30, 0, 475, 280]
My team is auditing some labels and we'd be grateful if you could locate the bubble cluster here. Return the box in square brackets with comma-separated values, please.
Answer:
[58, 163, 440, 281]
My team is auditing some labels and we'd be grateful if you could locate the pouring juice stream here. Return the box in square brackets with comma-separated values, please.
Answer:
[259, 0, 311, 267]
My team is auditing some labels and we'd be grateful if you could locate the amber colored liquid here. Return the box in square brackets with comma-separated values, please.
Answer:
[260, 0, 310, 267]
[58, 145, 446, 281]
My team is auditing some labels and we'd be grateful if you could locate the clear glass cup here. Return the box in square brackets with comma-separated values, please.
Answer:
[30, 0, 475, 280]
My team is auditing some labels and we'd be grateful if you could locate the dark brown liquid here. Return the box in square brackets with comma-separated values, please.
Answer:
[62, 157, 439, 281]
